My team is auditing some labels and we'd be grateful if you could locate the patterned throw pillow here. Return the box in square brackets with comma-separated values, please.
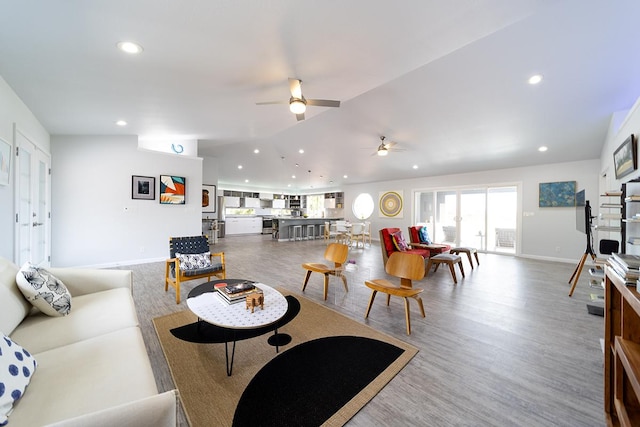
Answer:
[419, 226, 432, 244]
[0, 333, 37, 426]
[175, 252, 212, 271]
[391, 231, 410, 251]
[16, 263, 72, 317]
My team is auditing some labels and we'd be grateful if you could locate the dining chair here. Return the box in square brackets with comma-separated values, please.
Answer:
[364, 252, 426, 335]
[335, 220, 350, 245]
[301, 243, 349, 300]
[349, 223, 366, 248]
[323, 221, 340, 243]
[363, 221, 372, 246]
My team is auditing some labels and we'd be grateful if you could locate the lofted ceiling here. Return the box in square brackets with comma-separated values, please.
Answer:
[1, 0, 640, 192]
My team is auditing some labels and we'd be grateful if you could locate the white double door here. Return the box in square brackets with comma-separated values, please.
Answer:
[14, 126, 51, 267]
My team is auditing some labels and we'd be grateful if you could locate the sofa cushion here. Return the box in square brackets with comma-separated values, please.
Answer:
[0, 258, 30, 336]
[0, 333, 37, 426]
[176, 252, 211, 271]
[16, 263, 72, 317]
[391, 231, 409, 251]
[10, 288, 139, 355]
[381, 228, 401, 256]
[7, 327, 158, 426]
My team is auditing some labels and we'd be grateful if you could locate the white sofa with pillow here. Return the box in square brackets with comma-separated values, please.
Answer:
[0, 256, 177, 426]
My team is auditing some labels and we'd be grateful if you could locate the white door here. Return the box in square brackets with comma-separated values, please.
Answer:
[14, 126, 51, 267]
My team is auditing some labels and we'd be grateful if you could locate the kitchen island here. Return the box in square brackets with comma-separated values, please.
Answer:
[273, 217, 343, 241]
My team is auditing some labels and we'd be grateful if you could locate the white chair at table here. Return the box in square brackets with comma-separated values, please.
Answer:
[323, 221, 340, 243]
[335, 220, 350, 245]
[363, 221, 372, 246]
[349, 223, 366, 248]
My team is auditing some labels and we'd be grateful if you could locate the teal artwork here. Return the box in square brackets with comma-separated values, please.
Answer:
[539, 181, 576, 207]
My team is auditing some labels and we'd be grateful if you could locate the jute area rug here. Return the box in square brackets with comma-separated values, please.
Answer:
[153, 291, 417, 427]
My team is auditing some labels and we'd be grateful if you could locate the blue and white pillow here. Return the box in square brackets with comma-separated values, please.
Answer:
[419, 226, 432, 244]
[16, 263, 72, 317]
[175, 252, 212, 271]
[0, 333, 37, 426]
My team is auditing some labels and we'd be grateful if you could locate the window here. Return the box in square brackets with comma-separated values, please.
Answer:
[306, 194, 324, 218]
[352, 193, 374, 220]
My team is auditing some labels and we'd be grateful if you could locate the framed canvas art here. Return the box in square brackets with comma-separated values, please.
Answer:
[614, 134, 636, 179]
[160, 175, 186, 204]
[132, 175, 155, 200]
[202, 184, 216, 213]
[539, 181, 576, 207]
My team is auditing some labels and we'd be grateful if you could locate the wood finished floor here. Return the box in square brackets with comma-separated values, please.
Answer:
[124, 234, 605, 427]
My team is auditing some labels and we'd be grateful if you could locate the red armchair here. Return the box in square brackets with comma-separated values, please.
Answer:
[407, 226, 451, 257]
[379, 228, 429, 267]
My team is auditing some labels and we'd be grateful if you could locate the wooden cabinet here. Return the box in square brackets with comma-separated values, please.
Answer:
[604, 265, 640, 426]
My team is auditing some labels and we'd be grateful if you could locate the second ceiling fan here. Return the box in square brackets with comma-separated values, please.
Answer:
[256, 78, 340, 121]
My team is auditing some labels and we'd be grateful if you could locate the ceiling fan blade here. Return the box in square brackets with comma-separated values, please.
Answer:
[256, 100, 288, 105]
[306, 99, 340, 108]
[289, 78, 302, 98]
[296, 113, 305, 121]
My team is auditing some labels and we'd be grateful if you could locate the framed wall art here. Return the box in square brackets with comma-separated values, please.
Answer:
[614, 134, 636, 179]
[538, 181, 576, 207]
[0, 137, 11, 186]
[202, 184, 216, 213]
[160, 175, 186, 205]
[379, 190, 404, 218]
[131, 175, 155, 200]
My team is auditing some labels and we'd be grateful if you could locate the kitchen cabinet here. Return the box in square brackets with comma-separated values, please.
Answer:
[259, 193, 273, 200]
[225, 217, 262, 235]
[225, 196, 240, 207]
[243, 197, 260, 208]
[273, 199, 285, 209]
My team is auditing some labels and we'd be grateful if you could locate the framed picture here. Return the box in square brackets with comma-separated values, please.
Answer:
[379, 190, 404, 218]
[202, 184, 216, 213]
[160, 175, 186, 204]
[614, 134, 636, 179]
[0, 137, 11, 186]
[131, 175, 155, 200]
[538, 181, 576, 207]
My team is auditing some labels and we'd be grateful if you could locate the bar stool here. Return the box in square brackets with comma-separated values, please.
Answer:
[290, 225, 303, 241]
[306, 224, 316, 240]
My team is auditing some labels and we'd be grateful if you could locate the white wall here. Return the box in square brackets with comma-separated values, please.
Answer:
[50, 135, 203, 267]
[341, 159, 599, 263]
[0, 76, 50, 261]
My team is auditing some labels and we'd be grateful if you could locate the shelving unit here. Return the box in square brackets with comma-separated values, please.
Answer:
[604, 265, 640, 426]
[623, 179, 640, 256]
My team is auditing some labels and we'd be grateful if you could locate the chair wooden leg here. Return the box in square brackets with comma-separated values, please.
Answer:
[302, 270, 312, 292]
[466, 252, 474, 269]
[458, 261, 465, 278]
[340, 273, 348, 293]
[415, 295, 426, 318]
[404, 297, 412, 335]
[323, 273, 329, 300]
[365, 290, 378, 318]
[175, 279, 181, 304]
[474, 252, 480, 265]
[447, 262, 458, 284]
[386, 294, 391, 305]
[425, 260, 433, 276]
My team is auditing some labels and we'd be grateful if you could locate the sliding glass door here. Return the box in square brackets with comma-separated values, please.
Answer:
[414, 185, 517, 253]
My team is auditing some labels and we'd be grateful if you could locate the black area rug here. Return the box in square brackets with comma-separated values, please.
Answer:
[170, 295, 301, 343]
[232, 335, 405, 427]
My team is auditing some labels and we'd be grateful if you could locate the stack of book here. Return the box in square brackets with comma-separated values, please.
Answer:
[215, 281, 262, 304]
[608, 253, 640, 286]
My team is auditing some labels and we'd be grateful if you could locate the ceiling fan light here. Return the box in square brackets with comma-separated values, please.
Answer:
[377, 147, 388, 156]
[289, 99, 306, 114]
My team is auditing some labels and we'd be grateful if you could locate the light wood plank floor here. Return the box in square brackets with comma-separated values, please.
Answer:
[123, 234, 605, 427]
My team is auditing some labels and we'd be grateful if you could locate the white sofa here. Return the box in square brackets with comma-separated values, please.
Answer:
[0, 257, 177, 426]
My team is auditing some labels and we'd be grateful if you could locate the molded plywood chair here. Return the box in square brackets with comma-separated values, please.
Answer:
[302, 243, 349, 300]
[365, 252, 426, 335]
[164, 235, 226, 304]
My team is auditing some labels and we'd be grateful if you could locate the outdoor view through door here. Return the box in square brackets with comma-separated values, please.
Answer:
[414, 186, 517, 254]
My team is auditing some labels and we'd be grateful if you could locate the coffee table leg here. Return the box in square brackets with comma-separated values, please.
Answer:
[225, 339, 237, 376]
[267, 327, 292, 353]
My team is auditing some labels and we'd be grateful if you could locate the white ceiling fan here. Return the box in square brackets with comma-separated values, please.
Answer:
[256, 78, 340, 121]
[370, 136, 405, 156]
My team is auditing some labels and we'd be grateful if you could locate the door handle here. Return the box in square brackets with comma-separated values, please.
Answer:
[32, 222, 44, 227]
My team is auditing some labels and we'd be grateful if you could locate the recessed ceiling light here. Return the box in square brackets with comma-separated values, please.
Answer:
[413, 165, 418, 169]
[299, 149, 304, 154]
[287, 184, 291, 187]
[245, 179, 249, 183]
[538, 146, 548, 152]
[292, 175, 296, 179]
[116, 41, 143, 54]
[343, 175, 348, 179]
[528, 74, 543, 85]
[238, 165, 243, 169]
[253, 149, 259, 154]
[115, 120, 127, 126]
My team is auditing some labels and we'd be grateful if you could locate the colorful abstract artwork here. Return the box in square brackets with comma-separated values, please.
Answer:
[379, 190, 403, 218]
[539, 181, 576, 207]
[160, 175, 186, 204]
